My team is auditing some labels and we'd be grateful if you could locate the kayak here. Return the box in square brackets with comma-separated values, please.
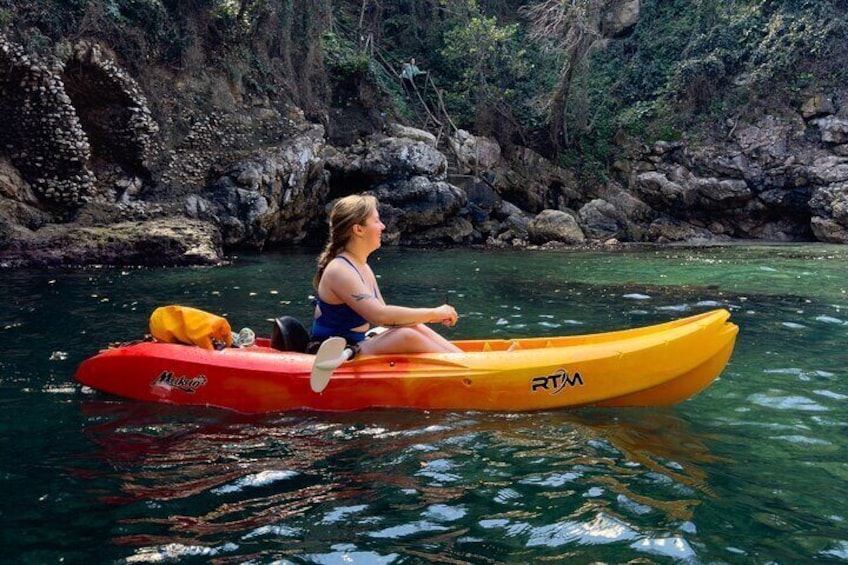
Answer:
[75, 309, 738, 413]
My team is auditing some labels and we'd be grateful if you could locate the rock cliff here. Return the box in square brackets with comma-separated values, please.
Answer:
[2, 4, 847, 266]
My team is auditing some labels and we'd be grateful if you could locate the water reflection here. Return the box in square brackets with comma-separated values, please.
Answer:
[78, 402, 720, 562]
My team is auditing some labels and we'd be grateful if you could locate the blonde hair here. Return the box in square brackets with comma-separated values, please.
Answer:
[313, 194, 378, 289]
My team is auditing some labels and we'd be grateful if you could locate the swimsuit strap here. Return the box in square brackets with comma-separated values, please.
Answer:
[335, 255, 366, 285]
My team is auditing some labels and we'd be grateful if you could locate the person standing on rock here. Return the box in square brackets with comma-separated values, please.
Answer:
[401, 57, 426, 99]
[310, 194, 461, 355]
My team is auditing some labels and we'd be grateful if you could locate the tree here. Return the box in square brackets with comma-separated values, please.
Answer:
[440, 5, 530, 137]
[521, 0, 613, 149]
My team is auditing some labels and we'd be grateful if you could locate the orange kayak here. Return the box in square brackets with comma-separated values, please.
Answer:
[74, 309, 738, 413]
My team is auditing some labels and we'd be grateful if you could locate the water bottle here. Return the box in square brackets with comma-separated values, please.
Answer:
[233, 327, 256, 347]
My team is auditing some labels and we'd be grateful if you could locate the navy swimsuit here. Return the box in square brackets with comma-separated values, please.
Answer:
[311, 256, 377, 344]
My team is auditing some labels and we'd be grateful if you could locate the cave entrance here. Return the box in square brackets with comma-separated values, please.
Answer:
[61, 59, 148, 180]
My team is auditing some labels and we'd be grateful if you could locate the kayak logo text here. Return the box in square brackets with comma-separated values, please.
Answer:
[531, 368, 583, 395]
[152, 371, 208, 394]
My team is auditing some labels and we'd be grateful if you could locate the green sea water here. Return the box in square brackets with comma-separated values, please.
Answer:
[1, 244, 846, 564]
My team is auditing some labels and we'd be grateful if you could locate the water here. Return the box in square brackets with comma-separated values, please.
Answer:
[1, 244, 847, 564]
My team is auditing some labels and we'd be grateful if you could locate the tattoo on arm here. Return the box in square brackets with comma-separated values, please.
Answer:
[351, 293, 374, 302]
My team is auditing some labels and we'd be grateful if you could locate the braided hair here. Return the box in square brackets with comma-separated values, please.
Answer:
[313, 194, 378, 289]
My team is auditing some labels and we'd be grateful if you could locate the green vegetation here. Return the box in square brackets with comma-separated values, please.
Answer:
[586, 0, 848, 145]
[322, 31, 369, 78]
[2, 0, 846, 177]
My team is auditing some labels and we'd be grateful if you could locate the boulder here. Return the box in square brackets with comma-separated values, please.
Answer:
[370, 176, 467, 244]
[693, 177, 752, 210]
[806, 156, 848, 185]
[578, 199, 627, 240]
[403, 216, 474, 245]
[602, 0, 641, 38]
[449, 129, 502, 174]
[634, 171, 696, 213]
[801, 94, 836, 119]
[809, 182, 848, 243]
[492, 147, 577, 213]
[647, 217, 715, 243]
[527, 209, 585, 245]
[813, 116, 848, 145]
[733, 115, 796, 165]
[387, 123, 438, 147]
[361, 137, 447, 180]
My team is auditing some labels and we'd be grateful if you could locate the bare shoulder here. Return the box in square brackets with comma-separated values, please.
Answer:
[323, 258, 353, 283]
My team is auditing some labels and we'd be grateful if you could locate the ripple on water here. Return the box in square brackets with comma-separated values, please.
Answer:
[211, 469, 298, 494]
[763, 367, 836, 382]
[771, 435, 832, 446]
[305, 547, 399, 564]
[367, 520, 449, 539]
[416, 458, 461, 483]
[321, 504, 369, 524]
[616, 494, 653, 516]
[814, 389, 848, 400]
[423, 503, 467, 521]
[631, 536, 697, 560]
[525, 513, 638, 547]
[747, 393, 829, 412]
[494, 487, 522, 504]
[821, 541, 848, 560]
[519, 471, 582, 488]
[656, 304, 691, 312]
[126, 542, 238, 563]
[242, 524, 301, 539]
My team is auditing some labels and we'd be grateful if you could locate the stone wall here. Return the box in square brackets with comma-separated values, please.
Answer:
[0, 36, 94, 207]
[0, 35, 158, 211]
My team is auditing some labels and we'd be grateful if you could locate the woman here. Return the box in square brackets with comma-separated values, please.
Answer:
[401, 57, 426, 98]
[311, 194, 462, 355]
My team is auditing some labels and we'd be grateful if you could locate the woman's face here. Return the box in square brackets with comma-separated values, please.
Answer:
[359, 208, 385, 250]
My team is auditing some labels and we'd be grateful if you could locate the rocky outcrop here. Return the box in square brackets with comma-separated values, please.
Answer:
[371, 176, 469, 244]
[0, 217, 221, 267]
[618, 99, 848, 243]
[324, 133, 446, 183]
[577, 199, 629, 241]
[486, 146, 580, 214]
[0, 36, 159, 210]
[188, 123, 329, 249]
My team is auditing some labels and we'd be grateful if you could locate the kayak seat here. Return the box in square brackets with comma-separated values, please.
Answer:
[270, 316, 310, 353]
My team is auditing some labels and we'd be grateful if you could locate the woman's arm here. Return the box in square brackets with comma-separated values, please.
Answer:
[365, 302, 457, 328]
[323, 263, 457, 327]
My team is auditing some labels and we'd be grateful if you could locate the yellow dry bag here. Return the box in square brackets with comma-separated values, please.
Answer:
[149, 305, 233, 350]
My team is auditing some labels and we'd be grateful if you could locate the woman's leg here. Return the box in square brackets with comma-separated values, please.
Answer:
[359, 325, 461, 355]
[409, 324, 462, 352]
